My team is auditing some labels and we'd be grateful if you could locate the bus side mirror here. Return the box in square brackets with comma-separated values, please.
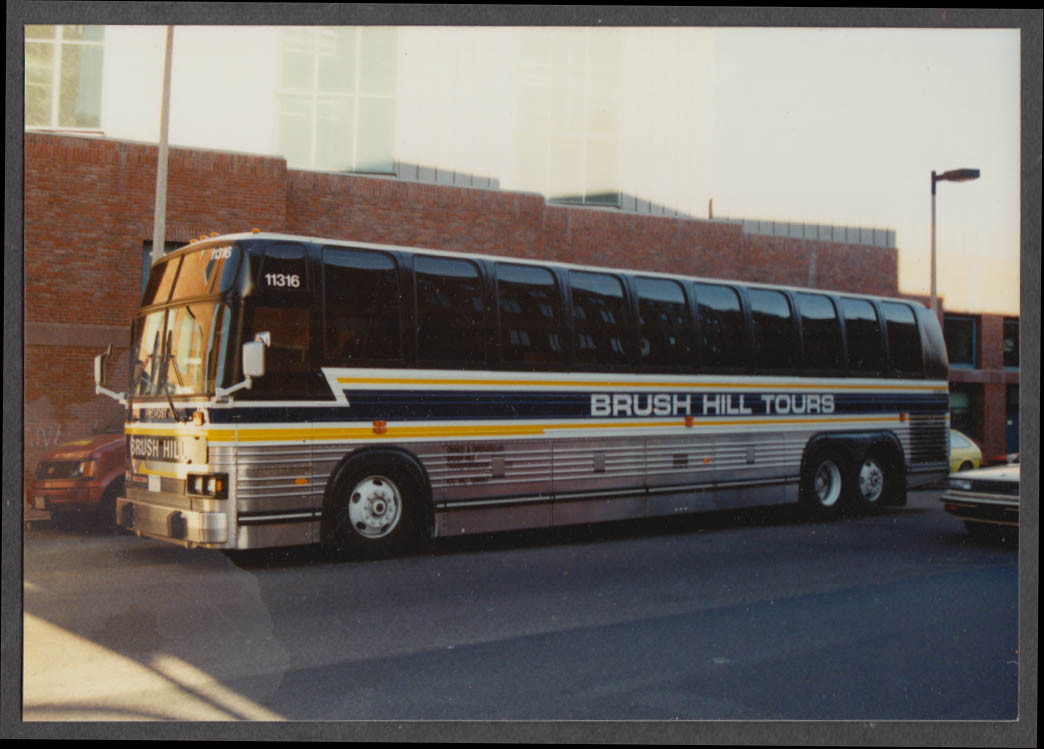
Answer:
[94, 347, 109, 386]
[214, 333, 269, 401]
[242, 340, 266, 379]
[94, 345, 126, 404]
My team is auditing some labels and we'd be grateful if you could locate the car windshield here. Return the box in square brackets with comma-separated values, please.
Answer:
[131, 303, 232, 397]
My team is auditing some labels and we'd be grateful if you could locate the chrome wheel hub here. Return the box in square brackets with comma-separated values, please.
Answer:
[814, 461, 842, 507]
[348, 475, 402, 539]
[858, 460, 884, 503]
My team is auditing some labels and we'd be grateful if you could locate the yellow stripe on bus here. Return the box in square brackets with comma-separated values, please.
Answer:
[203, 415, 902, 443]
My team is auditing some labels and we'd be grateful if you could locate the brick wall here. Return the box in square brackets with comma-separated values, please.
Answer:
[948, 313, 1020, 461]
[23, 132, 907, 491]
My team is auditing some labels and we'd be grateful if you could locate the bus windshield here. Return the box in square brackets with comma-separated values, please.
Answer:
[143, 244, 241, 307]
[130, 302, 232, 397]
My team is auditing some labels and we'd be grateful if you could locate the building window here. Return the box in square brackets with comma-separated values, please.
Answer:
[949, 383, 981, 443]
[25, 25, 104, 130]
[943, 314, 977, 368]
[515, 29, 621, 207]
[278, 27, 397, 174]
[1005, 385, 1019, 454]
[141, 240, 183, 297]
[1003, 318, 1019, 368]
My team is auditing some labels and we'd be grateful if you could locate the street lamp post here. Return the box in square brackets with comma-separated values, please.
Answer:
[930, 167, 980, 315]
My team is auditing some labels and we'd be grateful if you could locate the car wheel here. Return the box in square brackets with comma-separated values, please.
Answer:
[958, 461, 973, 472]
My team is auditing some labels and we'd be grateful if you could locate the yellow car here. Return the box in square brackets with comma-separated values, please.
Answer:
[949, 430, 983, 473]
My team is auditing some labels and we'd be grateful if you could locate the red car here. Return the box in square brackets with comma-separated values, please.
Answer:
[30, 433, 125, 522]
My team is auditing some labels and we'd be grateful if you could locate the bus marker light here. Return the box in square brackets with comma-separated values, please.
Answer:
[899, 412, 908, 422]
[685, 416, 694, 428]
[373, 420, 388, 434]
[192, 410, 205, 426]
[295, 477, 308, 486]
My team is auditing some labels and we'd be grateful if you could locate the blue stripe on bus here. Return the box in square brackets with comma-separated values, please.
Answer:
[198, 391, 949, 424]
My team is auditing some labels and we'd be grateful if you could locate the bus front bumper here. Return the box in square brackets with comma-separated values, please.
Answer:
[116, 496, 228, 547]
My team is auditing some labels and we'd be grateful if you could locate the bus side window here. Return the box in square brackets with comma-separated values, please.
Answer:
[415, 255, 487, 367]
[569, 270, 630, 368]
[322, 247, 403, 363]
[636, 277, 692, 371]
[692, 282, 747, 372]
[881, 301, 924, 378]
[796, 292, 844, 373]
[749, 289, 799, 374]
[495, 263, 564, 368]
[841, 298, 884, 376]
[250, 305, 310, 376]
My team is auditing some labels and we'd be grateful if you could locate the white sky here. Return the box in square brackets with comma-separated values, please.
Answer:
[83, 22, 1028, 317]
[703, 27, 1021, 316]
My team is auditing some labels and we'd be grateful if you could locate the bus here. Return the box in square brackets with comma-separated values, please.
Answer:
[95, 231, 950, 556]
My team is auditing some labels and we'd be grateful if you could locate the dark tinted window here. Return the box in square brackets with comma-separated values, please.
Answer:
[323, 247, 402, 362]
[1003, 318, 1019, 368]
[415, 255, 486, 365]
[749, 289, 799, 373]
[251, 305, 311, 389]
[881, 302, 923, 377]
[636, 277, 691, 370]
[569, 271, 630, 367]
[796, 293, 843, 372]
[495, 263, 564, 367]
[841, 298, 883, 375]
[259, 243, 309, 294]
[692, 283, 747, 371]
[916, 305, 949, 380]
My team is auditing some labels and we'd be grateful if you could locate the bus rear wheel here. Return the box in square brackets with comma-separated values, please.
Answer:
[323, 460, 421, 559]
[802, 451, 848, 519]
[852, 454, 888, 510]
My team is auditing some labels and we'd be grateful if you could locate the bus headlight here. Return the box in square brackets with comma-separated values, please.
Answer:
[187, 473, 228, 499]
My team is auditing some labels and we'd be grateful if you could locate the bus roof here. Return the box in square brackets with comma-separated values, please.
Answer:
[172, 231, 924, 308]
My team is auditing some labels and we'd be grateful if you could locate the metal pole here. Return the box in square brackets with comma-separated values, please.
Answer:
[151, 26, 174, 266]
[930, 170, 937, 315]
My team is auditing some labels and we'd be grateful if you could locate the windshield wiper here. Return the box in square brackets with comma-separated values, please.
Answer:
[162, 332, 187, 423]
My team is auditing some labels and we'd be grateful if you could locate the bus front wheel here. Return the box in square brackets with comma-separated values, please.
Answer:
[323, 459, 422, 559]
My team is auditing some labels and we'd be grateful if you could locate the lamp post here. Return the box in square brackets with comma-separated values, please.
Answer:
[930, 167, 980, 315]
[151, 25, 175, 266]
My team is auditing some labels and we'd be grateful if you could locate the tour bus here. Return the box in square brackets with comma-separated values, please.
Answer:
[95, 231, 950, 556]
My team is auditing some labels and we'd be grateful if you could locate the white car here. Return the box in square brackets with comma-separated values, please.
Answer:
[940, 463, 1020, 536]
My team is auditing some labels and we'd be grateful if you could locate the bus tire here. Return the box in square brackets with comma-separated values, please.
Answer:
[801, 450, 849, 519]
[851, 451, 893, 512]
[322, 458, 422, 560]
